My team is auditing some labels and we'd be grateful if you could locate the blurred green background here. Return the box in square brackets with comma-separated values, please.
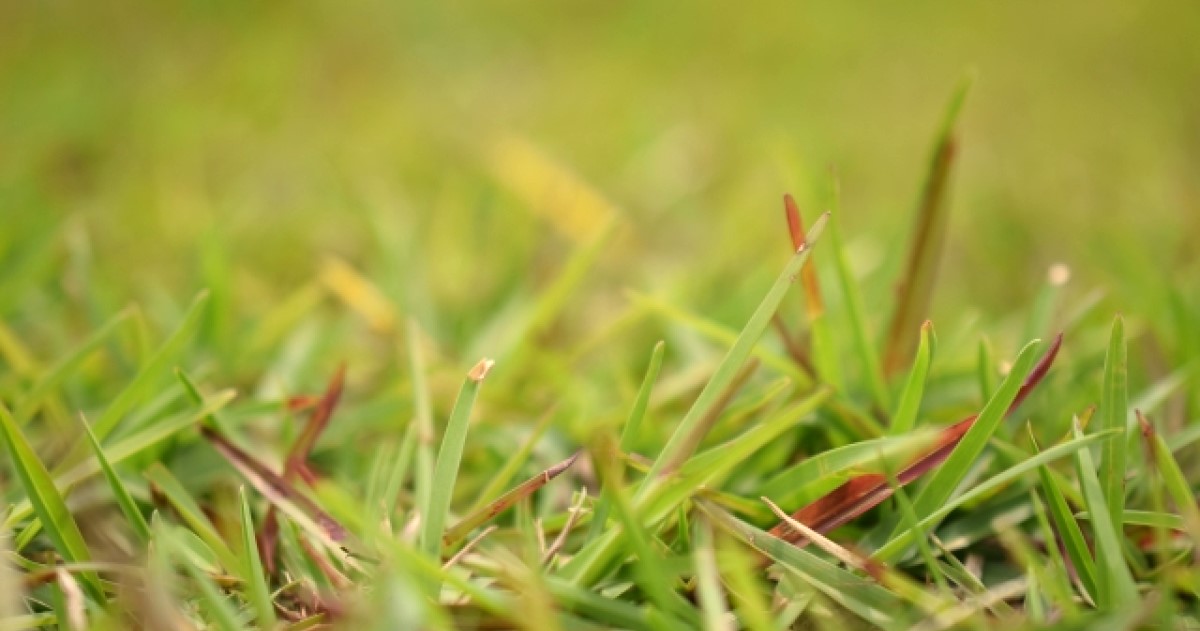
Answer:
[3, 1, 1198, 384]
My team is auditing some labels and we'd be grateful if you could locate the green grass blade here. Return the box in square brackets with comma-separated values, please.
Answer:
[144, 463, 240, 572]
[692, 521, 729, 631]
[1099, 316, 1128, 538]
[874, 427, 1117, 561]
[1072, 418, 1138, 609]
[899, 338, 1042, 534]
[825, 178, 890, 412]
[1030, 429, 1098, 602]
[91, 290, 210, 441]
[588, 341, 666, 542]
[239, 487, 277, 629]
[419, 358, 493, 559]
[78, 414, 150, 543]
[699, 500, 904, 629]
[889, 320, 934, 435]
[0, 403, 104, 602]
[641, 212, 829, 488]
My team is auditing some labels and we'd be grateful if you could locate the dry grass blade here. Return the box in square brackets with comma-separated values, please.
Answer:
[882, 75, 973, 375]
[769, 333, 1061, 545]
[201, 426, 348, 544]
[443, 451, 580, 547]
[262, 365, 346, 572]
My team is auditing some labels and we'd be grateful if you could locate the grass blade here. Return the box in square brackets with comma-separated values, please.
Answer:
[0, 403, 104, 602]
[1099, 316, 1128, 538]
[882, 73, 973, 375]
[872, 427, 1118, 561]
[419, 357, 494, 559]
[587, 341, 666, 542]
[1072, 418, 1138, 609]
[78, 413, 150, 543]
[783, 194, 840, 388]
[444, 451, 579, 547]
[1030, 428, 1098, 602]
[238, 487, 277, 629]
[825, 176, 890, 412]
[641, 212, 829, 487]
[890, 320, 935, 435]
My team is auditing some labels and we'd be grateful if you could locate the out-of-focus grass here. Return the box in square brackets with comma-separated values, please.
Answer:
[2, 1, 1199, 629]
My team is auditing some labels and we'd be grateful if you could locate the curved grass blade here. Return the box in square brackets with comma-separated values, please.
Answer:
[0, 403, 104, 602]
[419, 357, 494, 559]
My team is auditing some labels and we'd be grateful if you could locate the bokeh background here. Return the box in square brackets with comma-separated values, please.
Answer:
[3, 1, 1198, 407]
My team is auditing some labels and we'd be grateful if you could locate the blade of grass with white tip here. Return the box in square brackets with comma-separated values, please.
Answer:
[872, 428, 1118, 561]
[78, 414, 150, 543]
[13, 307, 132, 424]
[90, 290, 210, 441]
[239, 487, 276, 629]
[0, 404, 104, 602]
[1099, 316, 1128, 538]
[640, 212, 829, 489]
[419, 357, 494, 559]
[889, 320, 934, 435]
[587, 341, 666, 542]
[1072, 418, 1138, 609]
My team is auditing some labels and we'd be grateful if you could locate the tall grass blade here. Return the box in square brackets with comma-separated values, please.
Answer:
[1099, 316, 1128, 538]
[419, 357, 494, 559]
[1072, 418, 1138, 609]
[882, 73, 973, 375]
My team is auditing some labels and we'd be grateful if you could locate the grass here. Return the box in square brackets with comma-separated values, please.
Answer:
[3, 4, 1200, 629]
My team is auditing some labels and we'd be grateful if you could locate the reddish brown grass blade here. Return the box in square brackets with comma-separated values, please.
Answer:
[201, 426, 348, 543]
[783, 194, 824, 318]
[769, 333, 1062, 545]
[442, 451, 580, 546]
[262, 365, 346, 573]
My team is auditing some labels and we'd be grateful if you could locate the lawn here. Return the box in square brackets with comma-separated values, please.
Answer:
[2, 2, 1199, 629]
